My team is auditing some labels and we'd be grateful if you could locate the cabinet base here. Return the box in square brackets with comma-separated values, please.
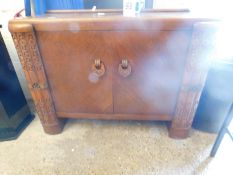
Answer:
[42, 118, 67, 135]
[168, 126, 190, 139]
[42, 117, 190, 139]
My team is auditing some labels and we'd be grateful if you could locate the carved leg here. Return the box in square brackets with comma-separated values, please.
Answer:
[34, 96, 66, 135]
[40, 117, 66, 135]
[168, 22, 219, 139]
[9, 23, 66, 134]
[168, 89, 202, 139]
[168, 126, 190, 139]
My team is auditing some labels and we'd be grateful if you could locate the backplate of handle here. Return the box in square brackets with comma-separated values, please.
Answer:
[92, 59, 105, 77]
[118, 59, 131, 77]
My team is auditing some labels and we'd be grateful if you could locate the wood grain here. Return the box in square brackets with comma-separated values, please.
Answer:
[10, 23, 65, 134]
[168, 22, 220, 138]
[111, 30, 191, 115]
[9, 13, 219, 139]
[36, 31, 113, 114]
[57, 112, 171, 121]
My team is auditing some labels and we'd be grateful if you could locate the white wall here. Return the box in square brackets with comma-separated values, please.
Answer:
[0, 0, 24, 11]
[0, 0, 31, 100]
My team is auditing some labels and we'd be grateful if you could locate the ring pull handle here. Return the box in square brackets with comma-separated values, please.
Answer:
[92, 59, 105, 77]
[118, 59, 131, 77]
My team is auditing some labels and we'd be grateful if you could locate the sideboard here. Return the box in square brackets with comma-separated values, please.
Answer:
[9, 10, 218, 138]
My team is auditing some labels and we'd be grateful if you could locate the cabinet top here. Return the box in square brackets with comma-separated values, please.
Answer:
[9, 9, 221, 32]
[10, 9, 221, 21]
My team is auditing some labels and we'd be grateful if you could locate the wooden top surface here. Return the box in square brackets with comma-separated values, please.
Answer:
[10, 9, 220, 22]
[8, 9, 220, 32]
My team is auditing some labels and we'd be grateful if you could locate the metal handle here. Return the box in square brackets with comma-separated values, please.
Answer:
[118, 59, 131, 77]
[94, 59, 101, 69]
[92, 59, 105, 77]
[121, 59, 128, 69]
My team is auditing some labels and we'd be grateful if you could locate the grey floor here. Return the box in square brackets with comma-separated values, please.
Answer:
[0, 116, 232, 175]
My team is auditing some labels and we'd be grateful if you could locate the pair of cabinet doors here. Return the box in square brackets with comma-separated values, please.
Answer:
[37, 30, 191, 117]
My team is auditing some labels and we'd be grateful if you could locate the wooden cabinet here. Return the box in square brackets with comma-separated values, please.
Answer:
[9, 10, 218, 138]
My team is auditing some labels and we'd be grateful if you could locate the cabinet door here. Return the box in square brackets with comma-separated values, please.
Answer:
[112, 31, 191, 115]
[37, 31, 113, 114]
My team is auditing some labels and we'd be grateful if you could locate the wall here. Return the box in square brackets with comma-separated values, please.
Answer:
[0, 0, 31, 100]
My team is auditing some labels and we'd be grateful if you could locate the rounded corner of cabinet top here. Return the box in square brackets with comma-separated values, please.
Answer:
[8, 21, 33, 33]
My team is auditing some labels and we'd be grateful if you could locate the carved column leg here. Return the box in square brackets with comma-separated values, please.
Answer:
[168, 22, 220, 139]
[9, 23, 65, 134]
[169, 87, 203, 138]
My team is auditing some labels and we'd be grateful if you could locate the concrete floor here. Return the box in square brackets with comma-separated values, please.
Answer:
[0, 116, 232, 175]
